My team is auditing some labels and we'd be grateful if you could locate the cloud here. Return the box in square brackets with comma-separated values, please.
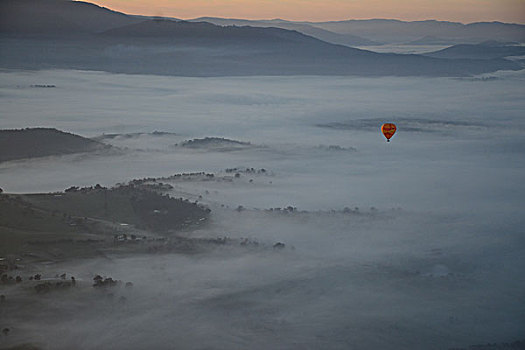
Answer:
[1, 69, 524, 348]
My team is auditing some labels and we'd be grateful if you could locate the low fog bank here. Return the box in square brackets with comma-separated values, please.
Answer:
[2, 208, 524, 350]
[357, 44, 452, 54]
[1, 70, 524, 349]
[1, 70, 524, 214]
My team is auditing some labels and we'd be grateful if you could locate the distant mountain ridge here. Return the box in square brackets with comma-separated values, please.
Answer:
[192, 17, 525, 46]
[309, 19, 525, 44]
[100, 19, 327, 46]
[2, 0, 523, 45]
[190, 17, 379, 46]
[0, 0, 522, 77]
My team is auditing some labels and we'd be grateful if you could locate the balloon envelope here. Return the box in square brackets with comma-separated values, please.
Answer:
[381, 123, 397, 141]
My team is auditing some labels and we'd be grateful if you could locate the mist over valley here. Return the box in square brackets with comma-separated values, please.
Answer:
[1, 1, 525, 350]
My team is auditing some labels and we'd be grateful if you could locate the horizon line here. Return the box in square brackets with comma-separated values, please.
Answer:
[177, 16, 525, 26]
[85, 2, 525, 26]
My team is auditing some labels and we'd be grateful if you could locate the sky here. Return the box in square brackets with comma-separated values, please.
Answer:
[88, 0, 525, 23]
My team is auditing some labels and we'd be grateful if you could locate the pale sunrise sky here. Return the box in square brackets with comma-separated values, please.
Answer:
[88, 0, 525, 23]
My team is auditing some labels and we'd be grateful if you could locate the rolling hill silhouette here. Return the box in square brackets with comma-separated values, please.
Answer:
[0, 0, 522, 76]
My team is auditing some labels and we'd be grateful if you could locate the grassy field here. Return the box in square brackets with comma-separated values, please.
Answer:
[0, 185, 210, 264]
[0, 193, 109, 264]
[22, 185, 209, 231]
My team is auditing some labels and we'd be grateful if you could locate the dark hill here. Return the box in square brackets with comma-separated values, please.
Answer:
[424, 43, 525, 59]
[100, 19, 332, 47]
[97, 20, 522, 77]
[0, 0, 139, 35]
[178, 137, 252, 151]
[191, 17, 378, 46]
[0, 1, 522, 77]
[0, 128, 107, 162]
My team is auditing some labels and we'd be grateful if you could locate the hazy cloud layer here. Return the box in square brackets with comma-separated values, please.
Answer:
[1, 69, 524, 213]
[1, 69, 524, 349]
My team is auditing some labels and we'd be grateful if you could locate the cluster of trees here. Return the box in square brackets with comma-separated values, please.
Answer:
[65, 184, 107, 192]
[230, 206, 382, 215]
[265, 206, 297, 213]
[225, 167, 267, 174]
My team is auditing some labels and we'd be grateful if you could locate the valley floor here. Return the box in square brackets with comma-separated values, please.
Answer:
[1, 70, 524, 349]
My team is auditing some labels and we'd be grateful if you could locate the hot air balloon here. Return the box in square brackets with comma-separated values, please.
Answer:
[381, 123, 396, 142]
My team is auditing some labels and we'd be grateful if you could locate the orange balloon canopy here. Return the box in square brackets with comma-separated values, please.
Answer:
[381, 123, 397, 142]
